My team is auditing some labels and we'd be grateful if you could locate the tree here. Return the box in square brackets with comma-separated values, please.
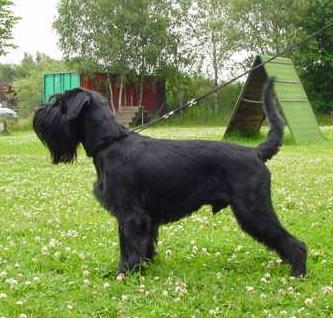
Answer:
[0, 63, 16, 82]
[54, 0, 186, 110]
[229, 0, 306, 56]
[13, 53, 72, 116]
[293, 0, 333, 112]
[0, 0, 19, 56]
[228, 0, 332, 113]
[189, 0, 238, 113]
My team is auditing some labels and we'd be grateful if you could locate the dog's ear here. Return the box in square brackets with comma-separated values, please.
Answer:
[64, 89, 91, 121]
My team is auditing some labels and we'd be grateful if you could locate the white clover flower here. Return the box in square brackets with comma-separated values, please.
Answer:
[116, 273, 125, 282]
[48, 238, 59, 248]
[0, 293, 7, 299]
[78, 252, 86, 260]
[208, 307, 220, 316]
[138, 284, 145, 293]
[5, 278, 18, 288]
[0, 271, 7, 278]
[235, 245, 243, 252]
[82, 270, 90, 277]
[175, 282, 187, 296]
[67, 230, 79, 238]
[267, 261, 276, 269]
[165, 249, 172, 257]
[41, 246, 49, 255]
[322, 286, 333, 295]
[103, 282, 110, 289]
[245, 286, 255, 292]
[304, 298, 314, 306]
[121, 294, 128, 301]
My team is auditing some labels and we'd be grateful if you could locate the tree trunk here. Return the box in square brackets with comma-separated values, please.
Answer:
[212, 30, 219, 115]
[123, 81, 127, 106]
[139, 44, 146, 107]
[107, 74, 116, 115]
[119, 75, 124, 110]
[139, 75, 144, 107]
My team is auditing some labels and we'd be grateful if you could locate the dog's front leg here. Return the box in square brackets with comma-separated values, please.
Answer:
[117, 212, 156, 274]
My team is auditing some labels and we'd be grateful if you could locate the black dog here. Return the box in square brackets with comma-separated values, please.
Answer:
[33, 79, 307, 277]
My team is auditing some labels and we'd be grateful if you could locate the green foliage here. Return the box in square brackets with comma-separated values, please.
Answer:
[229, 0, 306, 55]
[191, 0, 238, 80]
[228, 0, 332, 113]
[0, 62, 16, 82]
[0, 128, 333, 317]
[12, 53, 73, 116]
[7, 115, 33, 132]
[54, 0, 192, 107]
[0, 0, 19, 56]
[54, 0, 185, 76]
[293, 0, 333, 113]
[164, 73, 241, 126]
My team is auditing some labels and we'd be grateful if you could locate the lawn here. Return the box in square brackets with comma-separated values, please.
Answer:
[0, 127, 332, 318]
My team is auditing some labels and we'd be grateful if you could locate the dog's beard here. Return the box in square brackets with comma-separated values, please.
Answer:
[33, 105, 80, 164]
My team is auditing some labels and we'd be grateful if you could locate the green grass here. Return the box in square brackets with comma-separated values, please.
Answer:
[0, 127, 332, 318]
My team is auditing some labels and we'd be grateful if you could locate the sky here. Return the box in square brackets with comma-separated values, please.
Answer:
[0, 0, 62, 64]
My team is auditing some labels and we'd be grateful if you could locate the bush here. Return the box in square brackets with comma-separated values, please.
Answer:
[163, 74, 242, 127]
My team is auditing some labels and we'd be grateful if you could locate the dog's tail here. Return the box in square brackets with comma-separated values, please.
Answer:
[256, 78, 284, 162]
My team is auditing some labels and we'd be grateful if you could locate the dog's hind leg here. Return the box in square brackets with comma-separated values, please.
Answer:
[230, 182, 307, 277]
[145, 222, 159, 261]
[117, 210, 157, 274]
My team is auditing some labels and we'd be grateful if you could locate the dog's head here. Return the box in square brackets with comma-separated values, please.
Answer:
[33, 88, 128, 164]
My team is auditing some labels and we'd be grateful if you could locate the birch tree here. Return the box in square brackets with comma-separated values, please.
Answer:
[0, 0, 19, 56]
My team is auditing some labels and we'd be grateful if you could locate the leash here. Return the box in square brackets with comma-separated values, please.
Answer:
[131, 20, 333, 133]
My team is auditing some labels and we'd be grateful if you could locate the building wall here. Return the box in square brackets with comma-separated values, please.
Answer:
[80, 73, 165, 113]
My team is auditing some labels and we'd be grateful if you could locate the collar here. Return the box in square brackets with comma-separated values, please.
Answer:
[86, 132, 132, 157]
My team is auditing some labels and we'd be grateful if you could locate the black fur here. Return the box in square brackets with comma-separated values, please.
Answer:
[33, 79, 307, 277]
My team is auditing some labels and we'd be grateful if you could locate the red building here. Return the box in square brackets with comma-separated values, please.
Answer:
[80, 73, 165, 113]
